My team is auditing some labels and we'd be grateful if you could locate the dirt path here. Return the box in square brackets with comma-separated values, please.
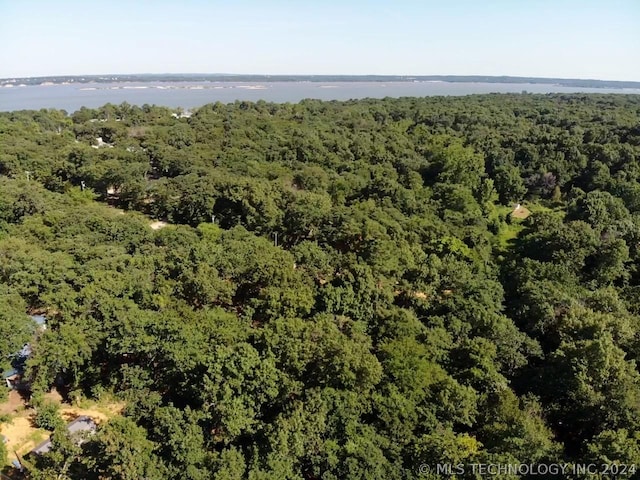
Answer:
[0, 391, 25, 415]
[60, 402, 125, 423]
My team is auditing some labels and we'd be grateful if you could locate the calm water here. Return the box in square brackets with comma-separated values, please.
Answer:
[1, 81, 639, 112]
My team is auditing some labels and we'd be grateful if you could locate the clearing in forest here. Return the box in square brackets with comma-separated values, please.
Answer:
[511, 203, 531, 219]
[0, 390, 124, 465]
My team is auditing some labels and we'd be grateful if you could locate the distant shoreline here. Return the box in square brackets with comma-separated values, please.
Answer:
[8, 80, 640, 93]
[2, 74, 640, 90]
[3, 81, 640, 113]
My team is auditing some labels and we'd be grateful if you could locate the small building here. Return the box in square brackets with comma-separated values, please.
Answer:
[91, 137, 113, 149]
[30, 416, 98, 456]
[31, 315, 47, 330]
[3, 315, 46, 390]
[510, 203, 531, 220]
[171, 110, 192, 119]
[3, 368, 21, 389]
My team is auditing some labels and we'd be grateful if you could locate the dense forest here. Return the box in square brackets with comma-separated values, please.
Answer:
[1, 93, 640, 479]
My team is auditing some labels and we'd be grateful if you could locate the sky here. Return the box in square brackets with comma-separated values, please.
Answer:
[0, 0, 638, 81]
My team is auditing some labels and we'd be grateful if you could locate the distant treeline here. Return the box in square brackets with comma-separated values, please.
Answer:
[2, 73, 640, 89]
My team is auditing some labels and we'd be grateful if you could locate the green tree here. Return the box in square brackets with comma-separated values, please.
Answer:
[34, 401, 65, 431]
[84, 417, 165, 480]
[493, 164, 527, 203]
[0, 288, 34, 371]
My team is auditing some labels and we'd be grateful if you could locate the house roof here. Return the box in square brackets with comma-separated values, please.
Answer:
[30, 416, 97, 456]
[67, 416, 97, 435]
[30, 438, 53, 456]
[2, 368, 19, 379]
[30, 315, 46, 326]
[17, 344, 32, 358]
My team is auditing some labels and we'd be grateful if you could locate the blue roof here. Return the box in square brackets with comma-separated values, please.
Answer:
[30, 315, 46, 326]
[3, 368, 19, 378]
[18, 344, 32, 358]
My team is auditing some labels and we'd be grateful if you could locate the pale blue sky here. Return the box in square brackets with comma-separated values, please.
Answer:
[0, 0, 638, 80]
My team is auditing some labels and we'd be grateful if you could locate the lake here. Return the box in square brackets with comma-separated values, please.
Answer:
[1, 81, 639, 112]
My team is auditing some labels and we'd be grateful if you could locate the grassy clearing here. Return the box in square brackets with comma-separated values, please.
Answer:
[491, 201, 567, 255]
[511, 205, 531, 219]
[491, 204, 528, 253]
[495, 222, 524, 250]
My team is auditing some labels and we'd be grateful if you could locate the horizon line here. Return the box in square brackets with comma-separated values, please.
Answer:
[2, 73, 640, 84]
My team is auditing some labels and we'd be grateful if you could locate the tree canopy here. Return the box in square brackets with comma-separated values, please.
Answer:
[1, 93, 640, 478]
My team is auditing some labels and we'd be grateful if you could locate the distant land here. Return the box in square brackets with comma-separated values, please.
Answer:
[2, 74, 640, 89]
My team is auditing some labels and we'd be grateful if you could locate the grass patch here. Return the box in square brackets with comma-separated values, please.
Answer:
[495, 223, 524, 251]
[25, 429, 48, 446]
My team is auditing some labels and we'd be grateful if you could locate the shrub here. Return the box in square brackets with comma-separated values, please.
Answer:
[34, 401, 64, 431]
